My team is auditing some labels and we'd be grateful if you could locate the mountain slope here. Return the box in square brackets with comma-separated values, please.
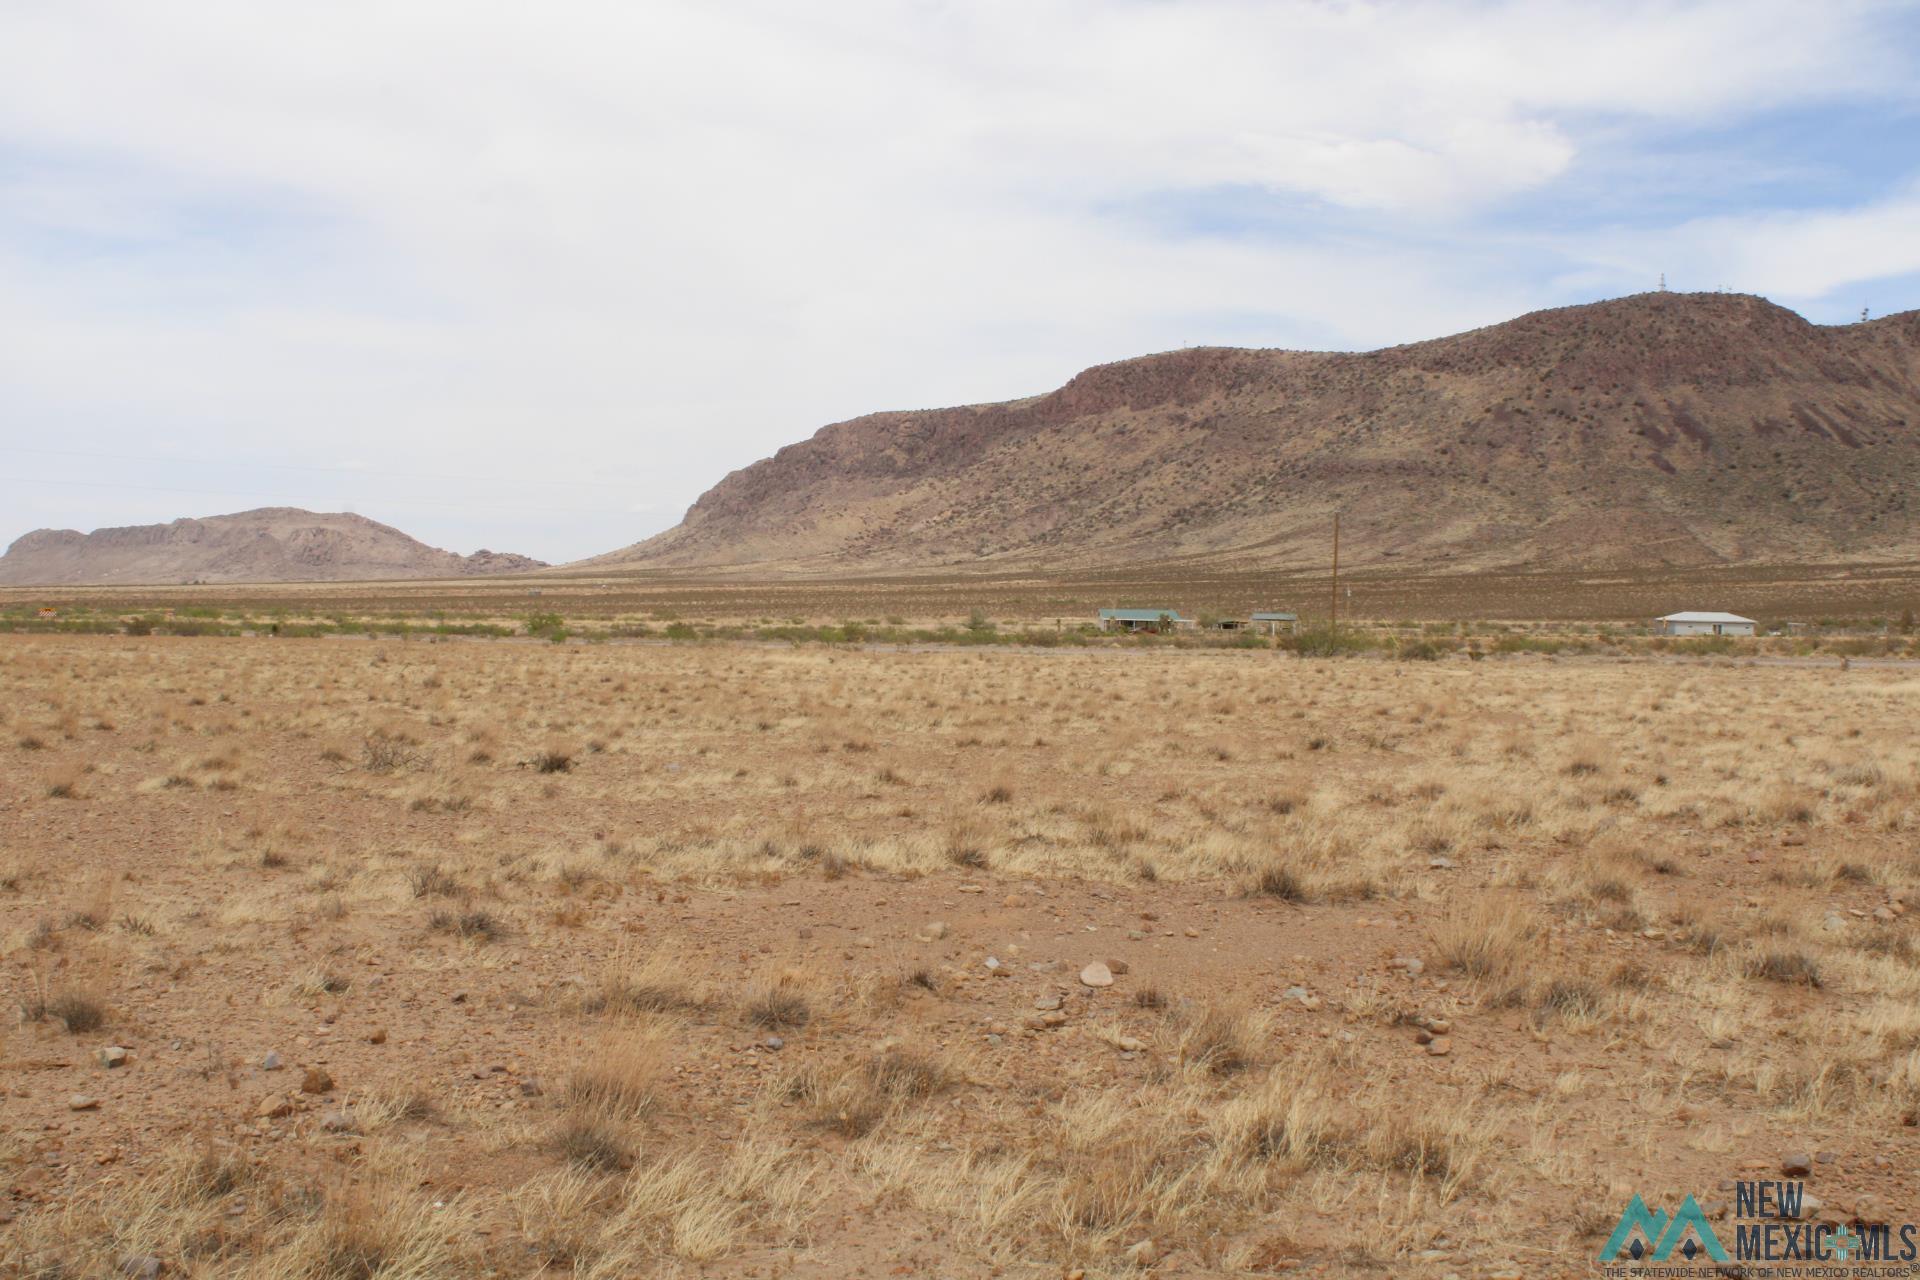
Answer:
[595, 293, 1920, 573]
[0, 508, 547, 585]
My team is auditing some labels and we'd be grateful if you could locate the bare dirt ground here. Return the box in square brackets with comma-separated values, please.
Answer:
[2, 634, 1917, 1278]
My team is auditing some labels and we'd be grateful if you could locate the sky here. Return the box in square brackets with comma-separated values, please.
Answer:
[3, 0, 1920, 564]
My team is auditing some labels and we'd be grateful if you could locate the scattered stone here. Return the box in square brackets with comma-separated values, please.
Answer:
[1116, 1036, 1145, 1053]
[1106, 958, 1130, 976]
[1792, 1193, 1824, 1221]
[94, 1046, 131, 1069]
[257, 1094, 294, 1119]
[764, 1036, 784, 1051]
[261, 1050, 284, 1071]
[118, 1255, 162, 1279]
[451, 991, 469, 1004]
[1284, 986, 1310, 1001]
[1426, 1036, 1452, 1057]
[300, 1067, 333, 1095]
[367, 1028, 387, 1045]
[1780, 1152, 1812, 1177]
[1814, 1150, 1835, 1164]
[1124, 1238, 1160, 1266]
[1414, 1029, 1434, 1045]
[1034, 995, 1063, 1011]
[1183, 927, 1200, 938]
[983, 956, 1004, 974]
[1079, 962, 1115, 988]
[519, 1078, 544, 1097]
[1427, 1018, 1451, 1035]
[318, 1108, 359, 1134]
[1126, 929, 1146, 941]
[1428, 857, 1455, 869]
[1821, 914, 1846, 933]
[1389, 956, 1424, 975]
[957, 884, 983, 894]
[1002, 893, 1024, 908]
[1873, 906, 1896, 922]
[68, 1094, 101, 1111]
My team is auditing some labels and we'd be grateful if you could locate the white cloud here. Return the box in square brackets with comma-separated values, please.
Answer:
[0, 1, 1914, 559]
[1578, 185, 1920, 300]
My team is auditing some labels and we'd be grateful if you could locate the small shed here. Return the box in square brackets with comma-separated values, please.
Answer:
[1098, 607, 1188, 633]
[1251, 611, 1298, 635]
[1656, 611, 1755, 637]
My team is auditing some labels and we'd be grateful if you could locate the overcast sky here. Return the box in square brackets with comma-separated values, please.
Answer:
[4, 1, 1919, 563]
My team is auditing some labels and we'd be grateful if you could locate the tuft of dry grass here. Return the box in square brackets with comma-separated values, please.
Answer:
[582, 950, 706, 1018]
[1432, 898, 1539, 982]
[788, 1044, 960, 1137]
[22, 982, 108, 1033]
[742, 978, 811, 1030]
[1171, 998, 1271, 1076]
[1743, 949, 1824, 987]
[428, 907, 503, 941]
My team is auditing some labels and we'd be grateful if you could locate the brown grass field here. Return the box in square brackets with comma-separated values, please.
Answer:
[6, 557, 1920, 629]
[3, 629, 1918, 1277]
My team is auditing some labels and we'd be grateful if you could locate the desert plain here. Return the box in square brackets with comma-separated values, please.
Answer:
[2, 625, 1917, 1278]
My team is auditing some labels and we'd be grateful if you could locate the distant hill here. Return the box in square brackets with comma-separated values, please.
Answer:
[0, 508, 547, 585]
[591, 293, 1920, 573]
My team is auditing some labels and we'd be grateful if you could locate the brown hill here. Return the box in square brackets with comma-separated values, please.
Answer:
[594, 293, 1920, 573]
[0, 508, 547, 585]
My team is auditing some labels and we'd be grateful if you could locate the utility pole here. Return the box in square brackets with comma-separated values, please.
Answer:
[1329, 511, 1340, 633]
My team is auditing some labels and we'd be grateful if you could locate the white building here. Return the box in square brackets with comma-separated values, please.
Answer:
[1655, 611, 1756, 637]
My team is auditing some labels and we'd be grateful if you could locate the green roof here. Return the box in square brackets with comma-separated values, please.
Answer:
[1251, 612, 1298, 621]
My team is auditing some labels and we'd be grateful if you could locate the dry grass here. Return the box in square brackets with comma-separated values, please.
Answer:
[4, 630, 1919, 1275]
